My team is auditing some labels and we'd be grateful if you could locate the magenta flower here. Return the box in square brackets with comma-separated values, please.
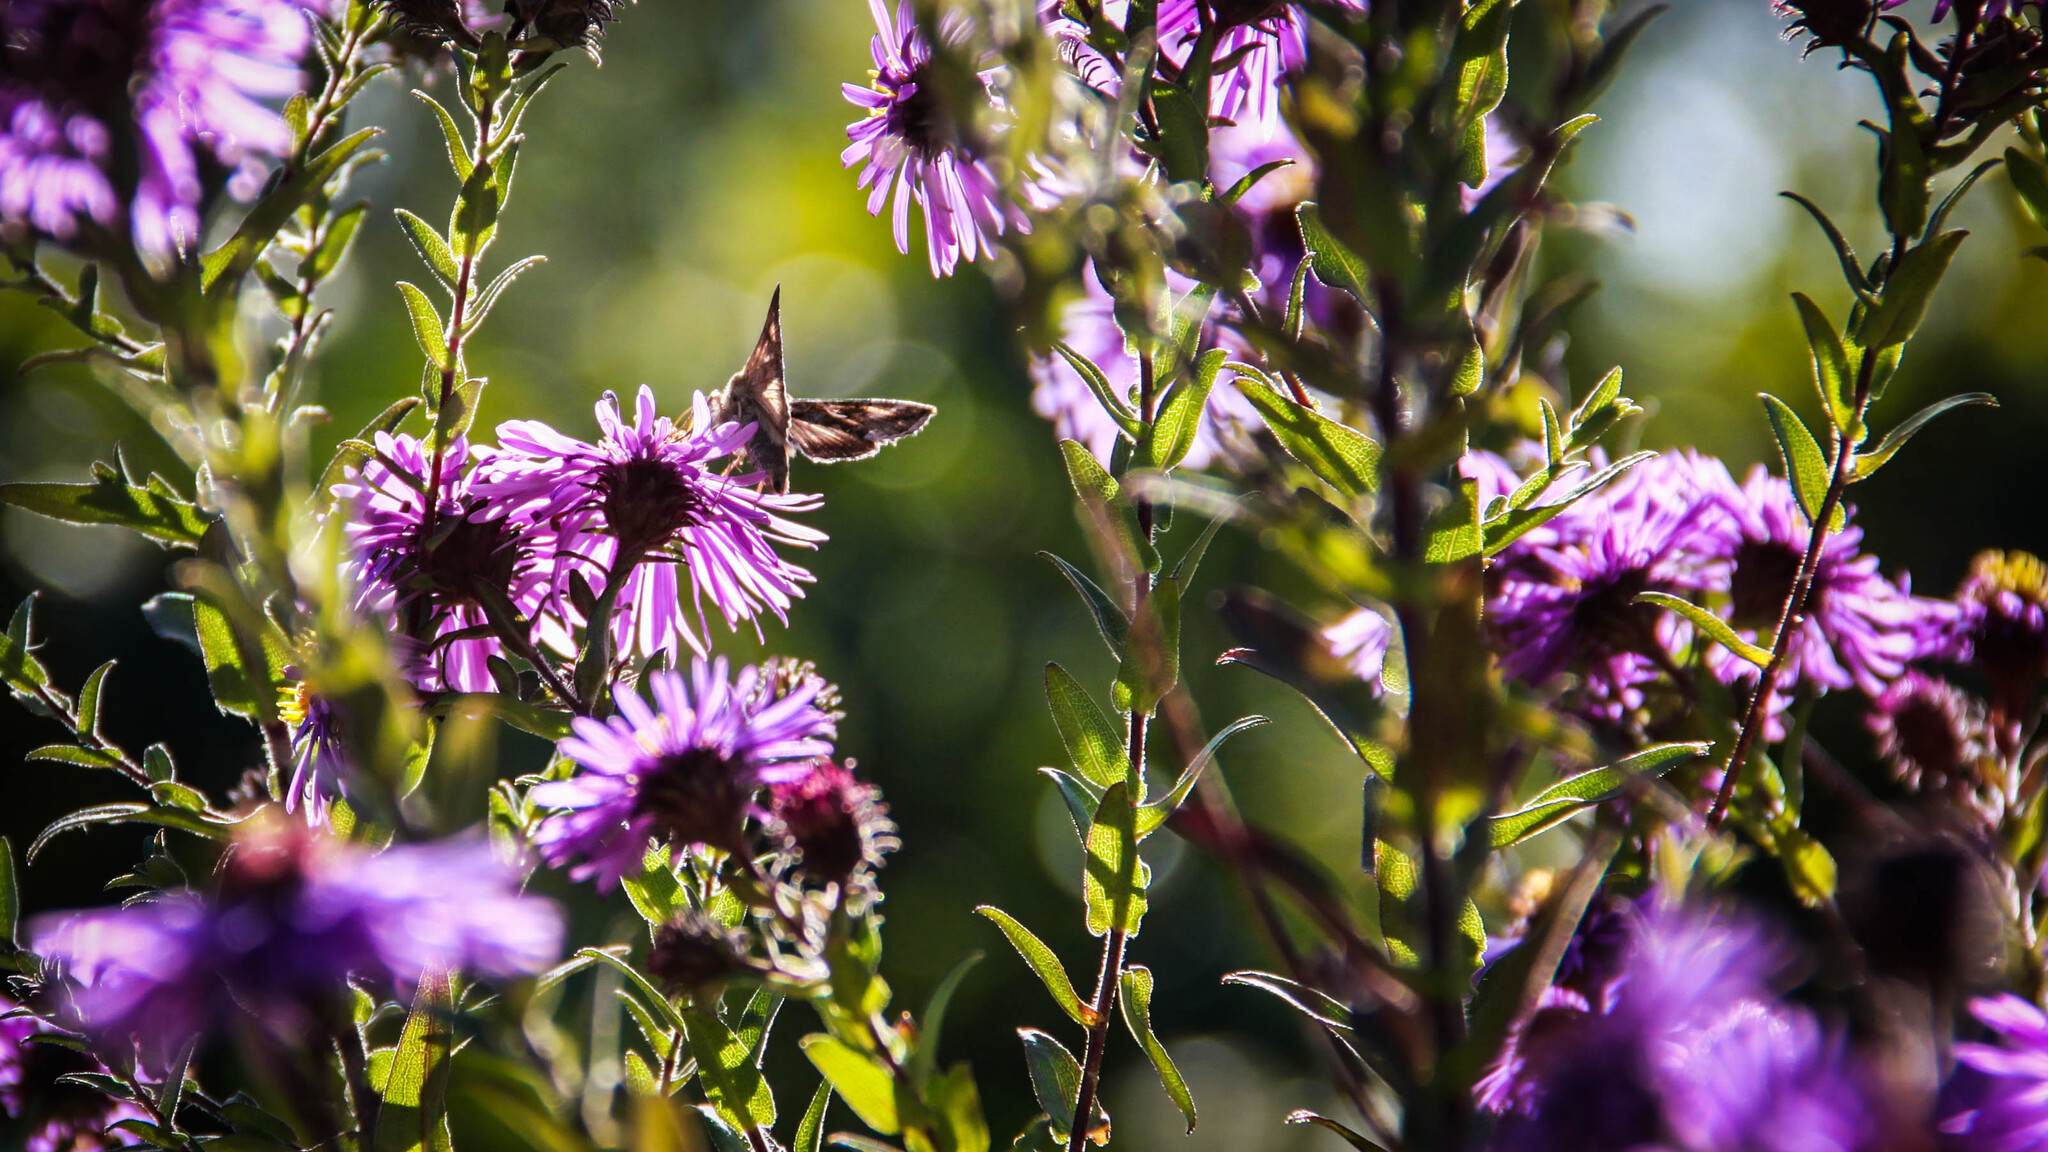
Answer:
[1480, 899, 1867, 1152]
[479, 387, 824, 662]
[0, 996, 150, 1152]
[1941, 995, 2048, 1152]
[1867, 669, 1989, 797]
[331, 431, 567, 693]
[769, 760, 898, 892]
[32, 821, 561, 1052]
[530, 658, 838, 889]
[1928, 551, 2048, 715]
[0, 0, 324, 261]
[1696, 462, 1934, 701]
[1322, 608, 1394, 691]
[842, 0, 1022, 276]
[1486, 452, 1727, 720]
[278, 682, 347, 826]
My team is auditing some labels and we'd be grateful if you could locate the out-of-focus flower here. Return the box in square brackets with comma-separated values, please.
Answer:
[1030, 264, 1259, 466]
[530, 658, 837, 889]
[480, 387, 824, 661]
[0, 0, 323, 261]
[1940, 994, 2048, 1152]
[1479, 898, 1867, 1152]
[645, 910, 762, 995]
[1487, 452, 1726, 720]
[32, 819, 561, 1051]
[768, 760, 898, 894]
[1322, 608, 1393, 691]
[1879, 0, 2038, 26]
[1867, 670, 1990, 796]
[0, 996, 150, 1152]
[1935, 551, 2048, 715]
[1697, 463, 1937, 700]
[842, 0, 1021, 276]
[332, 432, 567, 693]
[277, 681, 347, 826]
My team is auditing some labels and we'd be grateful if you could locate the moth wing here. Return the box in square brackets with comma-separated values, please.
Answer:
[722, 289, 792, 492]
[788, 399, 937, 462]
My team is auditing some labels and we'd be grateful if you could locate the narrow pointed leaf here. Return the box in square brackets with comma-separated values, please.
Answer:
[1040, 553, 1128, 659]
[1636, 591, 1770, 668]
[1136, 715, 1269, 837]
[394, 210, 460, 287]
[800, 1035, 897, 1135]
[1487, 741, 1711, 846]
[1760, 394, 1837, 529]
[684, 1008, 775, 1130]
[1790, 293, 1854, 433]
[1853, 392, 1997, 480]
[1150, 349, 1225, 470]
[975, 907, 1093, 1026]
[1233, 376, 1381, 498]
[1044, 663, 1130, 788]
[1118, 966, 1194, 1132]
[398, 282, 447, 369]
[1082, 782, 1146, 937]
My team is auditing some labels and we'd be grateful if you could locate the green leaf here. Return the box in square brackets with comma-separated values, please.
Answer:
[374, 973, 455, 1152]
[1423, 477, 1482, 563]
[398, 282, 448, 369]
[1853, 392, 1998, 480]
[1790, 293, 1854, 434]
[1082, 782, 1146, 937]
[1044, 664, 1130, 788]
[577, 948, 691, 1039]
[1232, 374, 1381, 498]
[0, 837, 16, 945]
[414, 90, 474, 179]
[72, 660, 113, 740]
[201, 127, 382, 294]
[1218, 160, 1293, 208]
[191, 593, 281, 720]
[1150, 349, 1224, 470]
[28, 803, 236, 862]
[1219, 971, 1355, 1034]
[910, 949, 983, 1084]
[1486, 742, 1711, 847]
[1858, 230, 1966, 350]
[462, 255, 546, 336]
[1284, 1112, 1389, 1152]
[975, 907, 1093, 1027]
[1926, 156, 2000, 240]
[395, 209, 461, 287]
[1295, 203, 1371, 303]
[1039, 768, 1105, 840]
[1136, 715, 1269, 838]
[1115, 576, 1180, 718]
[1146, 77, 1209, 183]
[1016, 1029, 1084, 1139]
[1040, 553, 1128, 660]
[622, 842, 686, 926]
[1483, 452, 1652, 557]
[1051, 343, 1142, 441]
[313, 398, 422, 512]
[1760, 394, 1838, 529]
[25, 745, 122, 770]
[799, 1035, 897, 1135]
[303, 201, 370, 281]
[0, 462, 212, 547]
[795, 1082, 833, 1152]
[451, 151, 506, 259]
[685, 1008, 775, 1132]
[1781, 192, 1874, 298]
[2007, 147, 2048, 230]
[1636, 591, 1770, 668]
[1118, 966, 1194, 1133]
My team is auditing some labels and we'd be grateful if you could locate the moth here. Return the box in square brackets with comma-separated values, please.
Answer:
[710, 288, 937, 494]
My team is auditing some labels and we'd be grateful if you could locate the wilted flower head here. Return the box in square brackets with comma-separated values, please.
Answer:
[480, 387, 825, 661]
[1481, 898, 1867, 1152]
[1940, 994, 2048, 1152]
[1868, 670, 1990, 797]
[645, 910, 762, 996]
[0, 0, 322, 261]
[530, 657, 838, 889]
[769, 760, 898, 894]
[0, 997, 150, 1152]
[332, 431, 566, 693]
[32, 817, 562, 1051]
[1487, 452, 1726, 719]
[1697, 462, 1935, 700]
[1030, 264, 1258, 467]
[842, 0, 1021, 276]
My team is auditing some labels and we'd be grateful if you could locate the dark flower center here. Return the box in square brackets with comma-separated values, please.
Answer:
[1729, 538, 1805, 630]
[1567, 568, 1656, 659]
[772, 768, 866, 884]
[1891, 694, 1966, 785]
[890, 72, 952, 156]
[600, 456, 704, 560]
[418, 503, 522, 607]
[634, 747, 751, 851]
[646, 914, 753, 994]
[0, 0, 153, 117]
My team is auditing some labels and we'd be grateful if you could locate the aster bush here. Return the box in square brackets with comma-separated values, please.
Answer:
[5, 0, 2048, 1149]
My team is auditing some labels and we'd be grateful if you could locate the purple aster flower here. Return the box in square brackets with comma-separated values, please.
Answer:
[1940, 994, 2048, 1152]
[0, 0, 323, 261]
[479, 387, 824, 662]
[1322, 607, 1393, 691]
[32, 818, 561, 1052]
[1867, 670, 1991, 798]
[1486, 452, 1727, 720]
[1480, 898, 1868, 1152]
[331, 431, 568, 694]
[277, 681, 346, 825]
[0, 997, 150, 1152]
[1695, 462, 1935, 702]
[1030, 263, 1259, 467]
[530, 657, 838, 889]
[842, 0, 1023, 277]
[1930, 551, 2048, 718]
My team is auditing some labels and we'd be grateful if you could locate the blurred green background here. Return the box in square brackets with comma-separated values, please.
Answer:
[4, 0, 2047, 1146]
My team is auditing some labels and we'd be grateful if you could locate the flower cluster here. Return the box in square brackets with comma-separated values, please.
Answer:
[0, 0, 324, 260]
